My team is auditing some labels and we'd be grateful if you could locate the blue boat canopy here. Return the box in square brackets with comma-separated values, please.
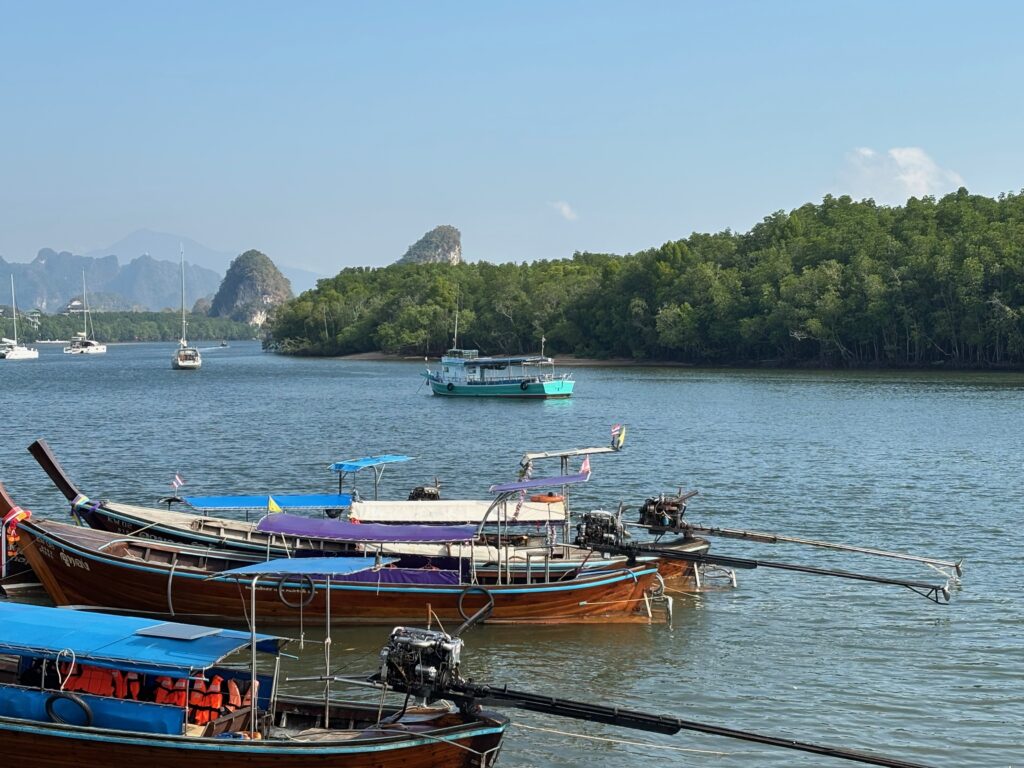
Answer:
[183, 493, 352, 511]
[328, 455, 413, 473]
[217, 556, 399, 578]
[489, 472, 590, 494]
[0, 603, 282, 678]
[256, 513, 477, 544]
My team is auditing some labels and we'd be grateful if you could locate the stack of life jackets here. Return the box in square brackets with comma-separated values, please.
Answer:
[58, 663, 141, 700]
[189, 675, 225, 725]
[153, 674, 259, 727]
[154, 676, 188, 707]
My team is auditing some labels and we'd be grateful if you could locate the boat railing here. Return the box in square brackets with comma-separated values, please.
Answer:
[463, 372, 568, 385]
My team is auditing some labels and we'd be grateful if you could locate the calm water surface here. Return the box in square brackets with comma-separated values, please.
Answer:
[0, 342, 1020, 767]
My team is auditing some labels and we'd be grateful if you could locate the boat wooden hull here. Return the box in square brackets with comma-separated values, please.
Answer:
[0, 714, 505, 768]
[18, 521, 666, 626]
[76, 501, 659, 581]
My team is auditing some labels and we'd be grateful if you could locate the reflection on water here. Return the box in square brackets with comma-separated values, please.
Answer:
[1, 342, 1021, 766]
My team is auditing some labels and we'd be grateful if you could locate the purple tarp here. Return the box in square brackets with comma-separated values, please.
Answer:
[256, 513, 477, 544]
[341, 568, 460, 585]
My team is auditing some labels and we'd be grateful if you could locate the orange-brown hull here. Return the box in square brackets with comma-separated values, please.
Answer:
[19, 521, 665, 626]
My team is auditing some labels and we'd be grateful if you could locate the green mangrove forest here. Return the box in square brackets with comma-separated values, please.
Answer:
[9, 312, 257, 344]
[270, 189, 1024, 368]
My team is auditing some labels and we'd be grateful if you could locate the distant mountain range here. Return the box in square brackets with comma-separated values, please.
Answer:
[0, 229, 322, 313]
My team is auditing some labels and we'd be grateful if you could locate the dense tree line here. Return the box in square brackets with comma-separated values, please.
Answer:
[3, 311, 257, 343]
[268, 189, 1024, 368]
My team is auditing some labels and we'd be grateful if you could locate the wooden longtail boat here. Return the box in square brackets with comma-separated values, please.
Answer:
[6, 480, 668, 625]
[0, 602, 506, 768]
[15, 519, 666, 625]
[26, 438, 708, 585]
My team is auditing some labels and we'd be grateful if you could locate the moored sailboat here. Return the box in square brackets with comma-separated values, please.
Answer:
[172, 247, 201, 370]
[64, 271, 107, 354]
[1, 276, 38, 361]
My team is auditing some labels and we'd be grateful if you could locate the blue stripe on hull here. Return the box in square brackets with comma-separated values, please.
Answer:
[429, 380, 574, 398]
[0, 717, 506, 755]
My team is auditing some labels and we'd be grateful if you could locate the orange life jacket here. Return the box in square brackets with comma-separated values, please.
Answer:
[224, 678, 242, 712]
[171, 677, 188, 707]
[188, 678, 208, 724]
[76, 665, 116, 697]
[224, 678, 258, 713]
[124, 671, 141, 700]
[199, 675, 224, 724]
[154, 676, 175, 704]
[113, 670, 127, 699]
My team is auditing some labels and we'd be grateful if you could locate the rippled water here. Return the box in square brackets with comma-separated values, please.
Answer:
[1, 342, 1020, 767]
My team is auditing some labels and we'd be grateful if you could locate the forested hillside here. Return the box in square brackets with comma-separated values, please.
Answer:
[268, 189, 1024, 368]
[210, 250, 293, 324]
[2, 311, 257, 344]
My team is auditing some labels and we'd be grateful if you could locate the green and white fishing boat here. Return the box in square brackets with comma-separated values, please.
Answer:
[425, 347, 574, 398]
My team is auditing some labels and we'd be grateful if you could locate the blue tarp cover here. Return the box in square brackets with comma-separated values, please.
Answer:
[257, 513, 477, 543]
[328, 454, 413, 473]
[489, 472, 589, 494]
[183, 492, 352, 510]
[219, 556, 398, 577]
[0, 603, 282, 677]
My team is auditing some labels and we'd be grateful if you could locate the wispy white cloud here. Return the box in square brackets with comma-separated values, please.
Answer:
[840, 146, 964, 204]
[549, 201, 578, 221]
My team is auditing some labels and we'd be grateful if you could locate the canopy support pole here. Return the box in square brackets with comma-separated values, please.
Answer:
[250, 574, 259, 737]
[324, 575, 331, 728]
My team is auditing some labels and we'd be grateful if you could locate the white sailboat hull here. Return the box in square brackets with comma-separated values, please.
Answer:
[2, 345, 39, 360]
[172, 343, 202, 370]
[64, 341, 108, 354]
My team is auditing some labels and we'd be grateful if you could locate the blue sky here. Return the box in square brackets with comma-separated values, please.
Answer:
[1, 1, 1021, 275]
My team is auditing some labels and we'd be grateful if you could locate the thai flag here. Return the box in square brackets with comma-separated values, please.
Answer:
[171, 473, 184, 490]
[580, 455, 591, 477]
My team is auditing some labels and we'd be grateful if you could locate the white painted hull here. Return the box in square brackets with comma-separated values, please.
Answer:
[1, 345, 39, 360]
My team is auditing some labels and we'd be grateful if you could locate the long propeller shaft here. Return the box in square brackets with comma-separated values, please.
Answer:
[621, 545, 951, 603]
[460, 683, 936, 768]
[686, 523, 962, 577]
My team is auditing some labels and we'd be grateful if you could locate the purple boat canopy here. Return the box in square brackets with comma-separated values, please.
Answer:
[488, 472, 590, 495]
[256, 513, 477, 544]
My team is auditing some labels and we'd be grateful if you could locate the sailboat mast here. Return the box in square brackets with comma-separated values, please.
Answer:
[82, 271, 88, 337]
[180, 245, 186, 345]
[10, 275, 17, 345]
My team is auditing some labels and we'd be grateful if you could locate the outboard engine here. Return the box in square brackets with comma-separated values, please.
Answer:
[638, 490, 698, 531]
[574, 510, 626, 549]
[378, 626, 463, 699]
[408, 482, 441, 501]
